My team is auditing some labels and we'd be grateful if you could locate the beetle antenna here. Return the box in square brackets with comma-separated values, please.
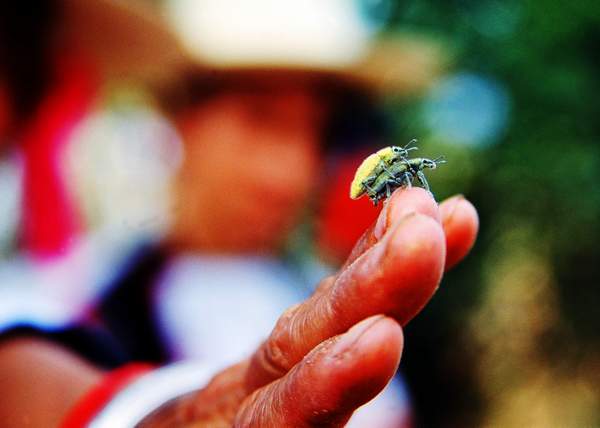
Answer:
[404, 139, 417, 148]
[404, 139, 419, 152]
[433, 155, 447, 164]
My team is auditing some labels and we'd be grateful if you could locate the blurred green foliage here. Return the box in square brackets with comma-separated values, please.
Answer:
[382, 0, 600, 425]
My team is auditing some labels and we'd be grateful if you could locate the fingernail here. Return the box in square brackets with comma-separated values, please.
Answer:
[374, 189, 441, 240]
[374, 203, 417, 241]
[332, 315, 385, 357]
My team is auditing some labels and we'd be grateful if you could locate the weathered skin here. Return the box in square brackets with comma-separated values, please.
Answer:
[143, 189, 478, 427]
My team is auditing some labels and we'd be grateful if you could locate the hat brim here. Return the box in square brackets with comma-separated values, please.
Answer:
[61, 0, 446, 94]
[177, 35, 447, 96]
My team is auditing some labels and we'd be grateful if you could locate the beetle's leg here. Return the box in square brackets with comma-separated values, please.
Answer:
[385, 183, 391, 199]
[362, 170, 380, 192]
[400, 172, 413, 188]
[416, 171, 430, 192]
[380, 161, 395, 175]
[362, 181, 376, 194]
[366, 187, 380, 205]
[394, 172, 409, 187]
[362, 173, 378, 186]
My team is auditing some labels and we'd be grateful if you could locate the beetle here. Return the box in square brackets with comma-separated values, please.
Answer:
[352, 155, 446, 205]
[349, 140, 418, 200]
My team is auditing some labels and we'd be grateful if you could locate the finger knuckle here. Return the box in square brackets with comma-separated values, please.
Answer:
[255, 303, 302, 379]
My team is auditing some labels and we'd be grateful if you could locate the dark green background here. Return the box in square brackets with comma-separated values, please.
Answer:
[379, 1, 599, 425]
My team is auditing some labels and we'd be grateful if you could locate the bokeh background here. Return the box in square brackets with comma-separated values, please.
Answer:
[382, 2, 600, 426]
[1, 0, 599, 427]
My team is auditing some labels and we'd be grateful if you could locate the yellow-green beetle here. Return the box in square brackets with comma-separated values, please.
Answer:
[349, 141, 417, 200]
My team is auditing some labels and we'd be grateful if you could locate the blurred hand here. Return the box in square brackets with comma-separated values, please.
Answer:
[161, 188, 478, 427]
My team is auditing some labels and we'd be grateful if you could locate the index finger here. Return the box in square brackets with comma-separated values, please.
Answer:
[342, 187, 441, 271]
[311, 187, 440, 297]
[343, 189, 478, 274]
[246, 194, 447, 390]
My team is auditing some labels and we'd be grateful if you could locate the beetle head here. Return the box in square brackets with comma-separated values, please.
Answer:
[391, 140, 418, 158]
[421, 158, 437, 169]
[422, 156, 446, 170]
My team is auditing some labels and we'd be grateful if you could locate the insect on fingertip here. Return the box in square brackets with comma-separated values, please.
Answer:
[349, 140, 446, 206]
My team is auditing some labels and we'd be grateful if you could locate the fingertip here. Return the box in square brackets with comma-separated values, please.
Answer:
[383, 213, 446, 280]
[374, 187, 440, 240]
[320, 316, 403, 407]
[235, 317, 403, 427]
[340, 316, 404, 370]
[440, 196, 479, 270]
[379, 213, 446, 324]
[297, 316, 403, 424]
[327, 316, 403, 365]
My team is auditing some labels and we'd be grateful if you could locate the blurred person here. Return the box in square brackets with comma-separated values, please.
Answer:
[0, 0, 182, 425]
[0, 0, 184, 256]
[0, 1, 479, 427]
[147, 74, 408, 426]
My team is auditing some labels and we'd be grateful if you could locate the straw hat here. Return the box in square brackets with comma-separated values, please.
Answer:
[60, 0, 444, 94]
[163, 0, 445, 94]
[59, 0, 188, 84]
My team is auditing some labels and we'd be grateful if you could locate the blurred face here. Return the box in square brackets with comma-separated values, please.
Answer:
[169, 80, 325, 253]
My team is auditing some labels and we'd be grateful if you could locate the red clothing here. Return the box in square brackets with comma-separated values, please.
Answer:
[20, 58, 97, 258]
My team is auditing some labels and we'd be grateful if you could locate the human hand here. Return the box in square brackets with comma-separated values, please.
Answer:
[161, 188, 478, 427]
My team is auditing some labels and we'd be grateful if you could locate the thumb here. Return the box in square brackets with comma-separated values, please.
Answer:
[234, 315, 403, 428]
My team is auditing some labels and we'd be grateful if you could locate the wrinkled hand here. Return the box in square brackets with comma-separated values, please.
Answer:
[173, 188, 478, 427]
